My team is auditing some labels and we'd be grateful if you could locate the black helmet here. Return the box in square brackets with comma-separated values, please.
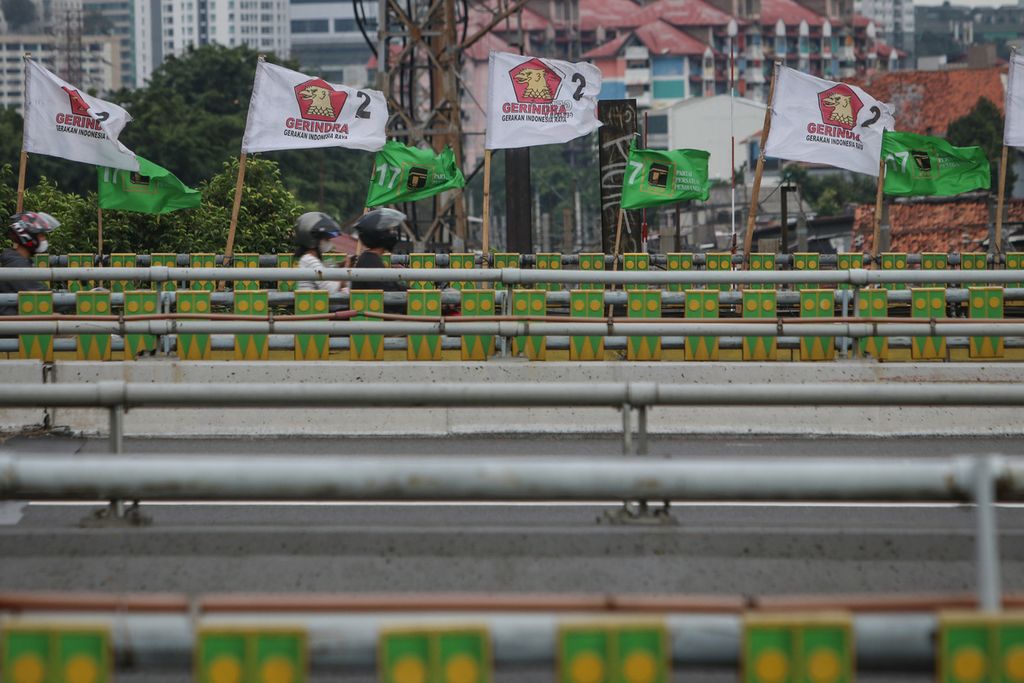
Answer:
[8, 212, 60, 253]
[355, 208, 406, 250]
[293, 212, 341, 250]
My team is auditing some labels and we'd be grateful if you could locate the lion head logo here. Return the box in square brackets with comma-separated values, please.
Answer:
[508, 58, 562, 104]
[62, 86, 91, 116]
[817, 84, 863, 131]
[293, 78, 347, 122]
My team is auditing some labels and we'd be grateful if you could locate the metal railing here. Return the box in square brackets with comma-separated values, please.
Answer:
[0, 452, 1016, 612]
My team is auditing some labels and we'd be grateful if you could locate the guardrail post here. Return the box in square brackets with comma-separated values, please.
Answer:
[974, 455, 1002, 612]
[109, 405, 124, 454]
[621, 404, 633, 455]
[637, 406, 648, 456]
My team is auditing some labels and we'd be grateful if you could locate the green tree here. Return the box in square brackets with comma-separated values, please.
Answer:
[1, 0, 36, 30]
[783, 165, 876, 216]
[0, 108, 97, 197]
[946, 97, 1016, 192]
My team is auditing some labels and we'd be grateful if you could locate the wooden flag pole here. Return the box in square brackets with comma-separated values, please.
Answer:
[97, 207, 104, 260]
[608, 207, 625, 316]
[995, 144, 1008, 255]
[224, 151, 248, 265]
[15, 150, 28, 213]
[742, 61, 780, 267]
[481, 149, 492, 260]
[872, 153, 886, 260]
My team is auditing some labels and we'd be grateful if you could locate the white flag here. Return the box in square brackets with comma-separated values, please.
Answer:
[1005, 52, 1024, 148]
[763, 65, 895, 176]
[485, 51, 602, 150]
[22, 59, 139, 172]
[241, 61, 387, 153]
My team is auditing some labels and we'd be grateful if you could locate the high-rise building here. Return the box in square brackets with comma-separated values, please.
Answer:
[82, 0, 138, 89]
[0, 34, 123, 111]
[288, 0, 375, 83]
[855, 0, 914, 56]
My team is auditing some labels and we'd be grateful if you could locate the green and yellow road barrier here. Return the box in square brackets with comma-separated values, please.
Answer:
[190, 253, 216, 291]
[743, 290, 776, 361]
[449, 254, 475, 291]
[512, 289, 546, 360]
[558, 623, 668, 683]
[17, 291, 53, 362]
[109, 252, 136, 292]
[294, 290, 330, 360]
[857, 289, 888, 360]
[961, 253, 987, 289]
[666, 254, 694, 293]
[744, 614, 852, 683]
[623, 253, 650, 292]
[750, 253, 775, 274]
[704, 253, 732, 292]
[232, 253, 259, 291]
[276, 254, 296, 293]
[627, 290, 660, 361]
[176, 291, 212, 360]
[578, 254, 605, 291]
[535, 253, 562, 292]
[800, 289, 835, 361]
[792, 253, 819, 292]
[407, 290, 443, 361]
[460, 290, 495, 361]
[234, 291, 269, 360]
[570, 290, 604, 361]
[880, 253, 908, 292]
[379, 628, 491, 683]
[196, 628, 306, 683]
[67, 253, 93, 292]
[835, 253, 862, 291]
[685, 289, 718, 361]
[911, 287, 946, 360]
[492, 253, 520, 290]
[124, 290, 158, 359]
[76, 291, 111, 361]
[2, 625, 112, 683]
[1005, 253, 1024, 290]
[938, 612, 1024, 683]
[969, 287, 1004, 359]
[410, 253, 437, 290]
[151, 253, 177, 291]
[351, 290, 384, 361]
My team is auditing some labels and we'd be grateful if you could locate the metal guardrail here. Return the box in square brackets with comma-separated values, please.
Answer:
[2, 266, 1024, 286]
[0, 453, 1014, 613]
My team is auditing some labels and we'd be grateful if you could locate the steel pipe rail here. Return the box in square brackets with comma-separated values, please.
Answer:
[5, 381, 1024, 409]
[0, 454, 1013, 501]
[0, 609, 942, 670]
[2, 266, 1024, 285]
[3, 319, 1024, 338]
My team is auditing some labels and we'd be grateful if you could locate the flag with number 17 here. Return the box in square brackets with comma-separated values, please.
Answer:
[365, 140, 466, 207]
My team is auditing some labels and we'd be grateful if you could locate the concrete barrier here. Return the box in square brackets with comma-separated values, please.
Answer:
[0, 360, 1021, 437]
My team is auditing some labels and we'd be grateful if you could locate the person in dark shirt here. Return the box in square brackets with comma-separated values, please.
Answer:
[0, 212, 61, 316]
[351, 208, 407, 292]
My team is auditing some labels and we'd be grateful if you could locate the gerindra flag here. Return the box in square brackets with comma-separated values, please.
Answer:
[365, 141, 466, 207]
[485, 51, 602, 150]
[98, 156, 201, 214]
[1005, 51, 1024, 148]
[22, 58, 139, 171]
[620, 142, 710, 209]
[882, 131, 990, 197]
[763, 65, 895, 176]
[241, 61, 387, 153]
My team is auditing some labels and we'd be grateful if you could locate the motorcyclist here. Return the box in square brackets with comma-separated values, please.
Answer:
[0, 212, 60, 316]
[351, 208, 407, 292]
[292, 211, 345, 293]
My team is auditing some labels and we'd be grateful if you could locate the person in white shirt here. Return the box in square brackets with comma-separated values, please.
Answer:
[292, 211, 346, 293]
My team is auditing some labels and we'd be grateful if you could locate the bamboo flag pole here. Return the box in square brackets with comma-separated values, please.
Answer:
[481, 149, 492, 258]
[742, 61, 780, 267]
[15, 54, 30, 213]
[995, 144, 1008, 255]
[872, 153, 886, 260]
[224, 151, 248, 265]
[97, 207, 104, 259]
[608, 207, 625, 316]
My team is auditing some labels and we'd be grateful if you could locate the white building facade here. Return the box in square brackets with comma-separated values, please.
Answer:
[854, 0, 913, 55]
[0, 34, 122, 112]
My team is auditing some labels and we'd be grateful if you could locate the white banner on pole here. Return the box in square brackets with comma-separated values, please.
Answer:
[22, 58, 139, 171]
[241, 61, 387, 153]
[764, 65, 895, 176]
[1005, 52, 1024, 148]
[485, 50, 602, 150]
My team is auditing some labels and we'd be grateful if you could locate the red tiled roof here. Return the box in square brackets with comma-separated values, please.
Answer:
[582, 32, 632, 59]
[852, 199, 1024, 253]
[850, 67, 1006, 136]
[874, 42, 906, 59]
[579, 0, 647, 31]
[636, 0, 734, 27]
[635, 20, 710, 55]
[464, 28, 513, 61]
[851, 14, 873, 26]
[760, 0, 826, 27]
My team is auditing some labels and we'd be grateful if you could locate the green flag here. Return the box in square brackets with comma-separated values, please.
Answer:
[366, 141, 465, 207]
[98, 156, 201, 214]
[620, 142, 710, 210]
[882, 131, 990, 197]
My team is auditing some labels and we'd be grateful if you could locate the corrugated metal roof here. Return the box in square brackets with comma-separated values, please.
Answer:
[760, 0, 826, 26]
[582, 31, 632, 59]
[636, 20, 710, 55]
[637, 0, 735, 26]
[579, 0, 647, 31]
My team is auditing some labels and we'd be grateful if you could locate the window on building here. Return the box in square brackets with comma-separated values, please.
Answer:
[775, 35, 786, 53]
[334, 18, 357, 31]
[291, 18, 328, 32]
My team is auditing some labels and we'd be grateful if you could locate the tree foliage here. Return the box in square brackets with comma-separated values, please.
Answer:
[783, 165, 876, 217]
[946, 97, 1016, 192]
